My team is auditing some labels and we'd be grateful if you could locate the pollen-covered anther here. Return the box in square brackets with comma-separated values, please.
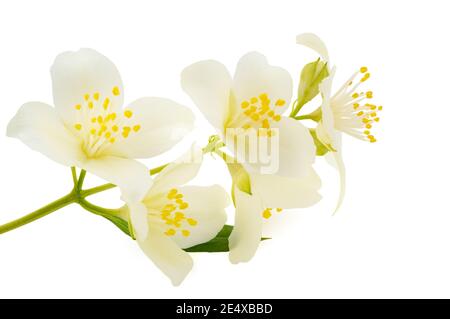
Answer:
[330, 66, 382, 144]
[161, 189, 196, 237]
[112, 86, 120, 96]
[165, 229, 176, 236]
[124, 110, 133, 118]
[182, 230, 190, 237]
[262, 208, 272, 219]
[238, 93, 285, 133]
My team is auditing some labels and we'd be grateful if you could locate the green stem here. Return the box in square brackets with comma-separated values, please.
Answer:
[77, 170, 87, 191]
[78, 198, 124, 219]
[71, 167, 78, 185]
[80, 183, 116, 198]
[0, 192, 76, 235]
[291, 107, 322, 122]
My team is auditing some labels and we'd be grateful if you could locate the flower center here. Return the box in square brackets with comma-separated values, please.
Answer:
[331, 67, 382, 143]
[262, 207, 283, 219]
[71, 86, 142, 157]
[231, 93, 285, 137]
[160, 188, 197, 237]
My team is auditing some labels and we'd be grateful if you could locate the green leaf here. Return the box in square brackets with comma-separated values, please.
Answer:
[291, 59, 329, 117]
[184, 225, 269, 253]
[100, 214, 132, 237]
[309, 128, 329, 156]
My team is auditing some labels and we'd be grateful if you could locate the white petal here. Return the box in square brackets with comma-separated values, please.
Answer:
[246, 116, 315, 178]
[181, 60, 232, 131]
[51, 48, 124, 126]
[103, 97, 194, 158]
[170, 185, 229, 249]
[126, 200, 149, 242]
[81, 156, 152, 202]
[317, 69, 339, 149]
[326, 146, 346, 215]
[6, 102, 84, 166]
[138, 225, 193, 286]
[233, 52, 292, 114]
[296, 33, 330, 62]
[229, 187, 264, 264]
[148, 146, 203, 196]
[250, 169, 321, 209]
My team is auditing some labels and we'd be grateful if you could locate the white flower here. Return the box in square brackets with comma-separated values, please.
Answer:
[125, 148, 229, 285]
[181, 51, 316, 179]
[7, 49, 194, 200]
[297, 33, 382, 212]
[181, 52, 322, 263]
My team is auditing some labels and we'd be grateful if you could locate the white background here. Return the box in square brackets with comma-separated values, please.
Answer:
[0, 0, 449, 298]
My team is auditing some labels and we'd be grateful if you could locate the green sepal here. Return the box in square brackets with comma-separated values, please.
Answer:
[101, 214, 132, 237]
[184, 225, 269, 253]
[309, 128, 329, 156]
[291, 59, 329, 117]
[226, 162, 252, 205]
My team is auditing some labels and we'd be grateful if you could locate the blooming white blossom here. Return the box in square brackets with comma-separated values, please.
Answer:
[7, 49, 194, 200]
[297, 33, 382, 211]
[181, 53, 322, 263]
[125, 148, 230, 285]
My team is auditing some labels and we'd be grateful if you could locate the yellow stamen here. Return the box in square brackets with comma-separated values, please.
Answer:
[75, 104, 82, 110]
[124, 110, 133, 118]
[187, 218, 197, 226]
[275, 99, 286, 106]
[360, 66, 368, 73]
[262, 209, 272, 219]
[182, 229, 190, 237]
[241, 101, 249, 109]
[93, 92, 100, 101]
[133, 125, 141, 132]
[103, 98, 110, 110]
[74, 123, 82, 131]
[361, 73, 370, 82]
[84, 94, 90, 101]
[250, 97, 258, 104]
[88, 101, 94, 109]
[112, 86, 120, 96]
[165, 229, 176, 236]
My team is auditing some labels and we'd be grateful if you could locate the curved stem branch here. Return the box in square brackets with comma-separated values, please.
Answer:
[0, 192, 76, 235]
